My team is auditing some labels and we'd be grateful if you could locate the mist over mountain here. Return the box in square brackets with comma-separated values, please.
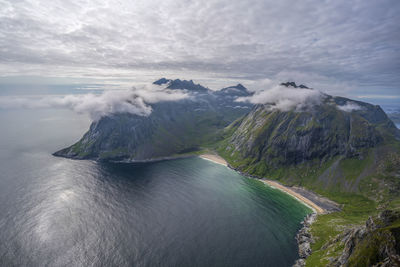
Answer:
[54, 78, 253, 160]
[52, 78, 400, 265]
[55, 78, 399, 166]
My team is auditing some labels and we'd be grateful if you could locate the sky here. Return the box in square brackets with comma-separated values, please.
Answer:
[0, 0, 399, 106]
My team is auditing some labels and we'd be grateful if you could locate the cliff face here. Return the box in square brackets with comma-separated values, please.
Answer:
[215, 88, 400, 266]
[225, 96, 397, 165]
[219, 94, 399, 176]
[53, 80, 400, 265]
[54, 80, 253, 161]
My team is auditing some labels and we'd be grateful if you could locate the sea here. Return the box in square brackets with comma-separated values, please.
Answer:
[0, 108, 311, 266]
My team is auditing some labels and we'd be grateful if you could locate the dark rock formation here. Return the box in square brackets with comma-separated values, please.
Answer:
[280, 82, 310, 89]
[153, 78, 209, 91]
[54, 79, 253, 161]
[293, 213, 317, 267]
[332, 210, 400, 266]
[220, 94, 399, 169]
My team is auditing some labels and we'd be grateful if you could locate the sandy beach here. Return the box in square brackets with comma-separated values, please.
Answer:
[260, 180, 325, 214]
[198, 153, 329, 214]
[199, 154, 228, 166]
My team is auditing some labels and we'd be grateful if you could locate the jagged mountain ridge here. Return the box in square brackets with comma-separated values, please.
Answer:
[280, 81, 310, 89]
[153, 78, 210, 92]
[54, 80, 400, 265]
[54, 79, 253, 161]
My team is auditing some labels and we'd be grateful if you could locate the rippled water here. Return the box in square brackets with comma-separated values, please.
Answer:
[0, 109, 310, 266]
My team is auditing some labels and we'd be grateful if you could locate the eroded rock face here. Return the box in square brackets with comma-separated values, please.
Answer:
[332, 210, 400, 267]
[54, 79, 254, 161]
[224, 95, 398, 169]
[293, 213, 317, 267]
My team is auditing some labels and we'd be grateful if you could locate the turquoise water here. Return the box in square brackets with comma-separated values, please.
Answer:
[0, 109, 311, 266]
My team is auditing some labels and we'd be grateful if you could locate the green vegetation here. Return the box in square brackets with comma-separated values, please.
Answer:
[214, 96, 400, 265]
[307, 193, 377, 265]
[55, 81, 400, 265]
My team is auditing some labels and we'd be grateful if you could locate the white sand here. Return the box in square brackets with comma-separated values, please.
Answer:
[199, 154, 228, 166]
[261, 180, 325, 214]
[199, 153, 325, 214]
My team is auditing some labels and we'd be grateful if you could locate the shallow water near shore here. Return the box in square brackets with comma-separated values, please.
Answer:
[0, 109, 311, 266]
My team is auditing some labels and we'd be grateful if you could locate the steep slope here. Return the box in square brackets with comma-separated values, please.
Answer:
[55, 80, 400, 265]
[217, 84, 400, 266]
[218, 94, 399, 190]
[54, 79, 253, 161]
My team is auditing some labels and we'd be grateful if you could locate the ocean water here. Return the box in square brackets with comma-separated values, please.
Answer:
[0, 109, 311, 267]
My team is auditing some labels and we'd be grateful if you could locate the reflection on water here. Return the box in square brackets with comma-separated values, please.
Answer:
[0, 109, 310, 267]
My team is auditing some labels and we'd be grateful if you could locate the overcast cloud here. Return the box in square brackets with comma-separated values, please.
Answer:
[237, 85, 324, 111]
[337, 101, 363, 112]
[0, 0, 399, 99]
[0, 85, 189, 120]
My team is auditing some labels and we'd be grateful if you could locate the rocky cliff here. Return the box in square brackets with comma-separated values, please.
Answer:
[54, 79, 253, 161]
[331, 210, 400, 266]
[218, 86, 400, 193]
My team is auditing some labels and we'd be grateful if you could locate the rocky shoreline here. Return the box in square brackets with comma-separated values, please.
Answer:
[293, 213, 317, 267]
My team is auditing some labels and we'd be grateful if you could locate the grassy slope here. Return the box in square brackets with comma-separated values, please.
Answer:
[214, 120, 400, 266]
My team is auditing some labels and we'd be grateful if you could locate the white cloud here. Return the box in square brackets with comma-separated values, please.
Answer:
[0, 0, 399, 95]
[241, 78, 275, 92]
[337, 101, 362, 112]
[236, 84, 324, 111]
[0, 84, 189, 120]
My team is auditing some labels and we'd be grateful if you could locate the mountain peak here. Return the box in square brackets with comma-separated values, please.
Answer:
[153, 78, 208, 91]
[280, 81, 309, 89]
[153, 78, 171, 85]
[217, 84, 253, 97]
[235, 83, 247, 91]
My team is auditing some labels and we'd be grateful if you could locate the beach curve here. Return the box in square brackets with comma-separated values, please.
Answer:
[198, 153, 329, 214]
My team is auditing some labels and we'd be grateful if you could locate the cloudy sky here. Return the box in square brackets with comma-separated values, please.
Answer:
[0, 0, 399, 104]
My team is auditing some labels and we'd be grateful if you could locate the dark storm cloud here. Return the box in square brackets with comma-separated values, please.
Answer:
[0, 0, 399, 96]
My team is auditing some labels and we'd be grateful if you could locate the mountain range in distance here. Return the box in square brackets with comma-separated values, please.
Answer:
[54, 78, 400, 266]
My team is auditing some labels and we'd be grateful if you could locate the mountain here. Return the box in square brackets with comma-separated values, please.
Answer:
[280, 81, 310, 89]
[153, 78, 209, 92]
[218, 95, 399, 175]
[54, 79, 253, 161]
[216, 85, 400, 266]
[55, 80, 400, 265]
[215, 84, 253, 97]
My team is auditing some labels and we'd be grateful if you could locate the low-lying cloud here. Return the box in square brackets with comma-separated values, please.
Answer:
[0, 85, 189, 120]
[236, 84, 324, 112]
[337, 101, 362, 112]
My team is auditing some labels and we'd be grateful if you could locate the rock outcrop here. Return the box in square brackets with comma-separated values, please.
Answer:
[293, 213, 317, 267]
[332, 210, 400, 266]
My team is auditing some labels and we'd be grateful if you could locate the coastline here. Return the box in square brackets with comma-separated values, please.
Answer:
[199, 154, 228, 166]
[58, 150, 336, 215]
[197, 153, 337, 215]
[197, 153, 331, 266]
[260, 180, 324, 214]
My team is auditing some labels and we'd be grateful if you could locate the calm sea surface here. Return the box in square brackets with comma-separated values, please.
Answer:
[0, 109, 311, 267]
